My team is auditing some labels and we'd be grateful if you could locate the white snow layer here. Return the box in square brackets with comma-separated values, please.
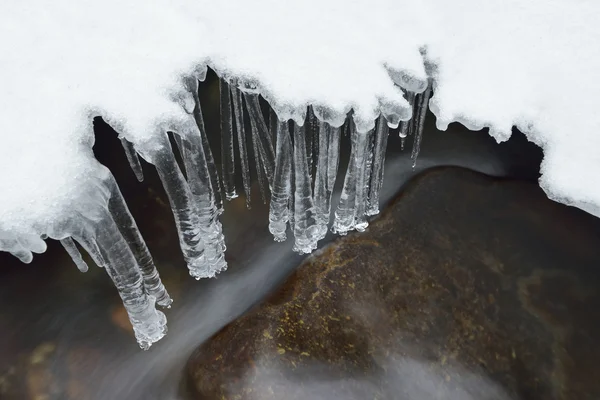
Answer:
[1, 0, 599, 245]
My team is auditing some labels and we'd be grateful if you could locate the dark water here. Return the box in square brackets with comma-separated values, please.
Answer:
[0, 72, 548, 400]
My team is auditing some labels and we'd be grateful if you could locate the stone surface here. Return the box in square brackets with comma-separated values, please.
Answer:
[187, 167, 600, 400]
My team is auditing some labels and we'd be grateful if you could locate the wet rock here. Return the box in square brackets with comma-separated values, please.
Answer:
[187, 168, 600, 400]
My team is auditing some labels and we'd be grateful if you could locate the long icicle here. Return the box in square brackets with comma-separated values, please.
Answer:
[268, 120, 293, 241]
[313, 121, 339, 239]
[231, 87, 252, 208]
[366, 114, 390, 216]
[269, 108, 278, 144]
[154, 137, 208, 280]
[178, 122, 227, 278]
[95, 208, 167, 350]
[353, 127, 374, 232]
[251, 112, 269, 204]
[219, 79, 237, 200]
[120, 138, 144, 182]
[332, 118, 364, 235]
[244, 92, 275, 187]
[190, 79, 224, 213]
[60, 237, 89, 273]
[107, 176, 172, 308]
[292, 122, 320, 253]
[411, 82, 432, 168]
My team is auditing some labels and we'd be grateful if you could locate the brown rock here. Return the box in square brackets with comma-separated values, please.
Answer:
[187, 168, 600, 400]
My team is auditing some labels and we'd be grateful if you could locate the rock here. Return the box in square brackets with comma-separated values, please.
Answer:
[187, 167, 600, 400]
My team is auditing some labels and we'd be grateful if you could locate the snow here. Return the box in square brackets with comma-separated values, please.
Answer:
[1, 0, 600, 347]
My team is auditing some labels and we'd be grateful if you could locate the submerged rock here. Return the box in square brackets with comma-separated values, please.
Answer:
[187, 167, 600, 400]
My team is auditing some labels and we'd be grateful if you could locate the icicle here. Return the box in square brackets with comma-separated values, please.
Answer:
[60, 237, 89, 273]
[305, 107, 317, 179]
[231, 87, 252, 208]
[269, 108, 278, 144]
[366, 115, 390, 216]
[268, 120, 293, 241]
[107, 176, 172, 308]
[251, 115, 269, 204]
[353, 127, 374, 232]
[411, 83, 432, 168]
[154, 138, 209, 280]
[313, 121, 340, 239]
[72, 233, 106, 269]
[292, 122, 320, 253]
[190, 80, 224, 213]
[95, 208, 167, 350]
[120, 138, 144, 182]
[244, 93, 275, 187]
[177, 124, 228, 278]
[332, 119, 369, 235]
[219, 79, 237, 200]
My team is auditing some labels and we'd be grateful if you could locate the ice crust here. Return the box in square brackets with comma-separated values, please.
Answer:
[2, 0, 600, 346]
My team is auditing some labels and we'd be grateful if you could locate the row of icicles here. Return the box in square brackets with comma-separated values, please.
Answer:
[58, 76, 432, 348]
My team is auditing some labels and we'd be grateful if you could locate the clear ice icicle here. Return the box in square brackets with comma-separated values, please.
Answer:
[313, 122, 339, 239]
[353, 127, 373, 232]
[95, 208, 167, 350]
[269, 120, 293, 242]
[269, 108, 278, 143]
[219, 79, 237, 200]
[251, 114, 269, 204]
[60, 237, 89, 273]
[190, 79, 224, 213]
[332, 119, 369, 235]
[154, 138, 209, 280]
[244, 93, 275, 187]
[231, 87, 251, 208]
[120, 138, 144, 182]
[178, 124, 228, 278]
[411, 83, 432, 168]
[292, 122, 320, 253]
[107, 176, 172, 307]
[366, 115, 390, 216]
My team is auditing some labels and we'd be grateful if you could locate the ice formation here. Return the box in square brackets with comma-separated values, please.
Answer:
[1, 0, 600, 347]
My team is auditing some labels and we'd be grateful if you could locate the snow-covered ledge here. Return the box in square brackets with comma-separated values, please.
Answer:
[1, 0, 598, 347]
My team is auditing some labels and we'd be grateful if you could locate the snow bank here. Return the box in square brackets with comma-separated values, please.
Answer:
[1, 0, 599, 250]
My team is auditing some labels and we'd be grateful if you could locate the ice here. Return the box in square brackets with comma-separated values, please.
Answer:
[219, 79, 238, 200]
[94, 206, 167, 350]
[120, 138, 145, 182]
[245, 93, 276, 188]
[292, 122, 320, 254]
[176, 123, 228, 278]
[106, 176, 172, 308]
[269, 120, 293, 242]
[188, 79, 224, 214]
[332, 120, 363, 236]
[411, 82, 432, 168]
[60, 237, 89, 273]
[366, 115, 390, 216]
[231, 86, 252, 208]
